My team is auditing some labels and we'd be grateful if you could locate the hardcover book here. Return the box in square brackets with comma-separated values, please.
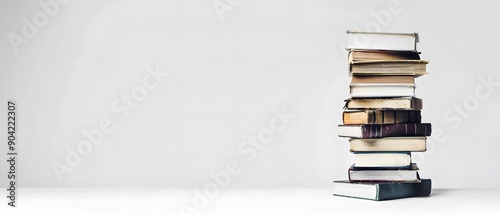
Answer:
[338, 123, 432, 138]
[332, 179, 431, 201]
[350, 60, 429, 77]
[349, 137, 427, 152]
[353, 152, 411, 168]
[348, 163, 420, 182]
[346, 31, 419, 52]
[349, 84, 415, 98]
[343, 110, 421, 125]
[348, 50, 420, 63]
[351, 75, 415, 85]
[344, 97, 422, 110]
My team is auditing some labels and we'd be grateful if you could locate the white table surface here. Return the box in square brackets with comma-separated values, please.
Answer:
[1, 188, 499, 215]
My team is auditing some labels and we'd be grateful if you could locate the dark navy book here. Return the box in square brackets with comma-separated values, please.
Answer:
[333, 179, 431, 201]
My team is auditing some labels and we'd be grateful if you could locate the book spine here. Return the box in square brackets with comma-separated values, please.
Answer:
[412, 98, 423, 110]
[361, 123, 431, 138]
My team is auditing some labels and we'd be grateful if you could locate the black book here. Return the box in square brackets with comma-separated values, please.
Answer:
[338, 123, 432, 138]
[333, 179, 431, 201]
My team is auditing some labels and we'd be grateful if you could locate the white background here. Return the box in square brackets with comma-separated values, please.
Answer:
[0, 0, 499, 190]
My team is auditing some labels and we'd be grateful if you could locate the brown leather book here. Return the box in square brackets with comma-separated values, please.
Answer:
[343, 110, 421, 125]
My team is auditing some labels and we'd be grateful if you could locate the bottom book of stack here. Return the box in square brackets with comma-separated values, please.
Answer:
[332, 179, 431, 201]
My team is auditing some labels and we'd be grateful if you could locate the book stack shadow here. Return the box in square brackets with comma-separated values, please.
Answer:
[333, 31, 432, 201]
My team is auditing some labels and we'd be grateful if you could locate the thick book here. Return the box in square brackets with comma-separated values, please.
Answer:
[349, 137, 427, 152]
[344, 97, 422, 110]
[343, 110, 421, 125]
[346, 30, 419, 52]
[348, 163, 420, 182]
[350, 60, 429, 77]
[332, 179, 431, 201]
[348, 50, 420, 63]
[351, 75, 415, 85]
[350, 84, 415, 98]
[353, 152, 411, 168]
[338, 123, 432, 138]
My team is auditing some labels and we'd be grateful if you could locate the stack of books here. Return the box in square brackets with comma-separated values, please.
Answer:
[333, 31, 432, 201]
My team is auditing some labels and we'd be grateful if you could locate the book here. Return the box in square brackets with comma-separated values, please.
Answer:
[332, 179, 431, 201]
[350, 60, 429, 77]
[338, 123, 432, 138]
[349, 163, 420, 182]
[344, 97, 422, 110]
[348, 50, 420, 63]
[346, 31, 419, 52]
[349, 137, 427, 152]
[343, 110, 421, 125]
[354, 152, 411, 168]
[350, 84, 415, 98]
[351, 75, 415, 85]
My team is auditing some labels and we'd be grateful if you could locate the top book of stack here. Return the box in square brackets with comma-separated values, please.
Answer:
[346, 30, 419, 52]
[346, 31, 428, 77]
